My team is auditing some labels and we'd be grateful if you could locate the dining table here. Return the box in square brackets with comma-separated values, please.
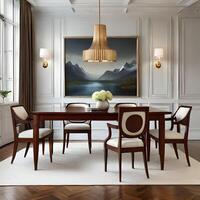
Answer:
[32, 106, 171, 171]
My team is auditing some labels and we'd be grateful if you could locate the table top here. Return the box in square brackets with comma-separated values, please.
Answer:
[32, 107, 171, 115]
[31, 106, 171, 122]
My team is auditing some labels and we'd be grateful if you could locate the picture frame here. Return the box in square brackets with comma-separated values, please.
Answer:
[64, 36, 139, 97]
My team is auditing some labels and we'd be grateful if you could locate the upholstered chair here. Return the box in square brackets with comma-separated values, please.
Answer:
[149, 105, 192, 166]
[104, 107, 149, 182]
[63, 103, 92, 154]
[10, 105, 53, 164]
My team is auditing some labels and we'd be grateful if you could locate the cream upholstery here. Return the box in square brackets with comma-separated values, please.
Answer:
[12, 106, 28, 120]
[65, 123, 90, 130]
[175, 107, 190, 121]
[18, 128, 52, 139]
[116, 104, 137, 107]
[150, 129, 184, 140]
[64, 120, 90, 125]
[66, 103, 89, 109]
[107, 138, 144, 148]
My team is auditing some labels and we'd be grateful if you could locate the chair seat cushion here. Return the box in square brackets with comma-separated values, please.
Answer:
[64, 120, 90, 124]
[150, 129, 184, 140]
[107, 138, 144, 148]
[64, 123, 90, 130]
[18, 128, 52, 139]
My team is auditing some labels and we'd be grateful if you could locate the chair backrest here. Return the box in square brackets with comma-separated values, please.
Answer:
[10, 105, 30, 138]
[66, 103, 90, 110]
[115, 103, 137, 109]
[172, 105, 192, 138]
[174, 106, 192, 123]
[118, 107, 149, 139]
[11, 105, 29, 123]
[65, 103, 90, 123]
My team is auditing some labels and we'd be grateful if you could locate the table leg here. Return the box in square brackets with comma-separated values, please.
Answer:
[33, 115, 39, 170]
[159, 115, 165, 170]
[147, 120, 151, 161]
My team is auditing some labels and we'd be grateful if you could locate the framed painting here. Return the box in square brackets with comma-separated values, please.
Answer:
[64, 37, 139, 96]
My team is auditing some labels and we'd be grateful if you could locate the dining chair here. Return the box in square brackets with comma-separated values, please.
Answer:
[10, 105, 53, 164]
[63, 103, 92, 154]
[104, 106, 150, 182]
[115, 104, 159, 149]
[149, 105, 192, 166]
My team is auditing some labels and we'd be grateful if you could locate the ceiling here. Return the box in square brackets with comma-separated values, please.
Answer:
[27, 0, 199, 15]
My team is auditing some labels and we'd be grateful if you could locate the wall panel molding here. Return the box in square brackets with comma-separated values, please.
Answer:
[35, 17, 54, 98]
[179, 17, 200, 99]
[178, 103, 200, 139]
[149, 17, 173, 99]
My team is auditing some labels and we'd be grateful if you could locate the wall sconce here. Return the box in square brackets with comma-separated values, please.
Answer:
[39, 48, 49, 68]
[153, 48, 164, 69]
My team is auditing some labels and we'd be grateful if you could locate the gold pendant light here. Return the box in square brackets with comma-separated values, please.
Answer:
[83, 0, 117, 62]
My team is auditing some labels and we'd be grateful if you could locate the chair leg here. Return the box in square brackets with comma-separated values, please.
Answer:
[184, 142, 191, 166]
[88, 131, 92, 154]
[119, 152, 122, 182]
[62, 132, 66, 154]
[24, 142, 30, 158]
[172, 143, 179, 159]
[11, 142, 18, 164]
[155, 141, 158, 149]
[104, 146, 108, 172]
[147, 134, 151, 161]
[154, 120, 157, 129]
[49, 135, 53, 163]
[142, 149, 150, 179]
[66, 133, 70, 148]
[51, 134, 54, 161]
[42, 139, 45, 155]
[131, 153, 134, 169]
[52, 132, 54, 155]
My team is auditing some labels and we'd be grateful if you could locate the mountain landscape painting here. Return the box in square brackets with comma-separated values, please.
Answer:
[64, 37, 138, 96]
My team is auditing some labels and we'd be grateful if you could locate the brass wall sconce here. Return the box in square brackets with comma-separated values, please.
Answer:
[153, 48, 164, 69]
[40, 48, 49, 68]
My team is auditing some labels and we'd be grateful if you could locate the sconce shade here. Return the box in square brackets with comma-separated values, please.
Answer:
[154, 48, 164, 58]
[83, 24, 117, 62]
[39, 48, 49, 58]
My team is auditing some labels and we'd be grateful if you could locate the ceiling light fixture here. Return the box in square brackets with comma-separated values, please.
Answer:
[82, 0, 117, 62]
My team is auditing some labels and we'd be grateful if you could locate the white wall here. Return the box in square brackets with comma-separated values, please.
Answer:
[33, 2, 200, 140]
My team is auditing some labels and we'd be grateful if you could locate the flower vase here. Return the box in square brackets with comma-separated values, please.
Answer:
[96, 100, 109, 111]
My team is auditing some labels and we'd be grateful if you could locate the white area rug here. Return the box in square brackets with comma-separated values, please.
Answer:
[0, 142, 200, 185]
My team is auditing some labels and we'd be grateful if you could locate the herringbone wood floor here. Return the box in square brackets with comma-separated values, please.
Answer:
[0, 141, 200, 200]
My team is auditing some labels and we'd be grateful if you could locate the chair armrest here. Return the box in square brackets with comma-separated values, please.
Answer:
[165, 117, 172, 121]
[166, 116, 176, 130]
[152, 115, 174, 130]
[107, 123, 119, 130]
[104, 123, 119, 145]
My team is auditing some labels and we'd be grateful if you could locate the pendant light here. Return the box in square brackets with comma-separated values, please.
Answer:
[82, 0, 117, 62]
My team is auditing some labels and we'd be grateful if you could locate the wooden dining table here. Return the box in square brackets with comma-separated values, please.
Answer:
[32, 107, 171, 171]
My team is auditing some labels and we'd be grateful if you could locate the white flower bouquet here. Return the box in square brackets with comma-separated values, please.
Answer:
[92, 90, 113, 102]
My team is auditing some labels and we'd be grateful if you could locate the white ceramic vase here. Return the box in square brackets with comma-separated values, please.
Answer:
[96, 100, 109, 110]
